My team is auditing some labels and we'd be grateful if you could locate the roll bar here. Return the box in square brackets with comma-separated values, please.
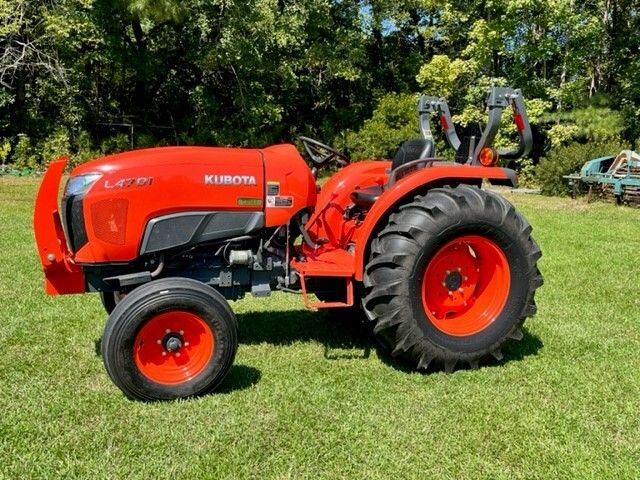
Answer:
[418, 87, 532, 165]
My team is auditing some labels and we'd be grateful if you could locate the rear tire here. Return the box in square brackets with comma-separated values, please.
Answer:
[101, 278, 238, 401]
[363, 185, 543, 371]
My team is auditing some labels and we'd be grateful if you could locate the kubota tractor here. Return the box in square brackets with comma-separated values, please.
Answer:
[34, 86, 542, 401]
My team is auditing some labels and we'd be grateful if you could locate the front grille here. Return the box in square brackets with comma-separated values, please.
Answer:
[61, 194, 88, 252]
[91, 198, 128, 245]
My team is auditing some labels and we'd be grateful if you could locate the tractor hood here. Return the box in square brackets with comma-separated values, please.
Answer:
[65, 146, 266, 263]
[72, 146, 264, 185]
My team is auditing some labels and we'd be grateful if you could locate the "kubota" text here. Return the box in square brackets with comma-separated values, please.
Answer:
[204, 174, 257, 186]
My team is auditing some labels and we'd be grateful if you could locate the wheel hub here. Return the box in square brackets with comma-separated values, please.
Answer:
[134, 310, 215, 385]
[444, 270, 463, 292]
[163, 333, 183, 352]
[422, 235, 510, 336]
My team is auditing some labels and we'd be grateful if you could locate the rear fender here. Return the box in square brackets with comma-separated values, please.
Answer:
[353, 165, 516, 280]
[33, 157, 85, 294]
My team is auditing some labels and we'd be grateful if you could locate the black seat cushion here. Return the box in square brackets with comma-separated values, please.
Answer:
[392, 139, 435, 170]
[350, 185, 384, 208]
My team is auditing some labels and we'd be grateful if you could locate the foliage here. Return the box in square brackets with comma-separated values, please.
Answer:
[42, 128, 71, 165]
[513, 157, 537, 189]
[545, 106, 624, 147]
[12, 134, 38, 171]
[416, 55, 476, 98]
[1, 0, 640, 177]
[0, 137, 10, 164]
[536, 140, 624, 196]
[100, 133, 131, 155]
[343, 93, 418, 160]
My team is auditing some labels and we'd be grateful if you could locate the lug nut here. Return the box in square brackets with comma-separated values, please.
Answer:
[184, 342, 190, 347]
[156, 339, 162, 345]
[179, 330, 184, 335]
[175, 352, 181, 358]
[165, 329, 171, 334]
[161, 351, 167, 356]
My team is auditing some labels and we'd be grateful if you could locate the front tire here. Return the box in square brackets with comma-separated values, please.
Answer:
[100, 291, 125, 314]
[363, 185, 543, 371]
[101, 278, 238, 401]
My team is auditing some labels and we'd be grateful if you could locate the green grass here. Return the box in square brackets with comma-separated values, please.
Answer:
[1, 177, 639, 479]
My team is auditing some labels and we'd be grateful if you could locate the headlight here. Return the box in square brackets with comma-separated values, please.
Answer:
[64, 173, 102, 197]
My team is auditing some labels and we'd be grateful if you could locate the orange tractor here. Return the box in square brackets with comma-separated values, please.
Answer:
[34, 86, 542, 400]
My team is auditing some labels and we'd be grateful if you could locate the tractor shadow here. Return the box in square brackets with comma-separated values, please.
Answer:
[237, 309, 372, 360]
[237, 309, 543, 371]
[216, 364, 262, 393]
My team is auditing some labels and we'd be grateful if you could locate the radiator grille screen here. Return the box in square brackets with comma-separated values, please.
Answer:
[91, 199, 128, 245]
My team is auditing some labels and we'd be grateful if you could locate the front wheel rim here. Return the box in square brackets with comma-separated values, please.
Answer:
[134, 310, 215, 385]
[421, 235, 511, 337]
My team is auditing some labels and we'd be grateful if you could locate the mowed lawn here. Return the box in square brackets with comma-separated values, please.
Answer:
[1, 176, 639, 479]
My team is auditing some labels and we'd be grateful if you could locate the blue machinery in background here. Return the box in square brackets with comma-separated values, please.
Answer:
[565, 150, 640, 206]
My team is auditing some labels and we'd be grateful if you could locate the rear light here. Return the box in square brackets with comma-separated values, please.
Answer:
[479, 147, 499, 167]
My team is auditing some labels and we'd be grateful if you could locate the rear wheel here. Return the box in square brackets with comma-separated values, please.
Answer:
[363, 185, 543, 371]
[101, 278, 237, 401]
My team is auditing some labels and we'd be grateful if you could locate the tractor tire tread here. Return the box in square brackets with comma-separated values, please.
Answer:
[362, 184, 542, 372]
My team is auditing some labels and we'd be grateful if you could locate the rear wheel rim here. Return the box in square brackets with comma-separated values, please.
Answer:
[421, 235, 510, 337]
[134, 310, 215, 385]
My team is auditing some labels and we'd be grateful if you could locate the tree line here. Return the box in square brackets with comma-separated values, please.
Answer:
[1, 0, 639, 185]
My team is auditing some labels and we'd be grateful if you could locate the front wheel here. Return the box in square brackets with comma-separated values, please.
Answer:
[100, 291, 125, 314]
[101, 278, 238, 401]
[363, 185, 543, 371]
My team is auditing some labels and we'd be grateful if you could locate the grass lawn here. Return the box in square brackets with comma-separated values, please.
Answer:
[1, 176, 639, 479]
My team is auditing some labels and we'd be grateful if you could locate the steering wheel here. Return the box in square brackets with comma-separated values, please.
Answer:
[299, 136, 350, 168]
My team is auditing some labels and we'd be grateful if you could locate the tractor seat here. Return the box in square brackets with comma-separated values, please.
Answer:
[392, 138, 434, 170]
[350, 138, 435, 208]
[351, 185, 384, 208]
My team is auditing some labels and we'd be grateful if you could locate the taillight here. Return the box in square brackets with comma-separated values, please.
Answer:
[479, 147, 499, 167]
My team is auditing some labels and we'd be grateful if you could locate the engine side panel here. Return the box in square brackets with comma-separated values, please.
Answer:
[140, 211, 265, 254]
[262, 144, 317, 227]
[72, 147, 264, 263]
